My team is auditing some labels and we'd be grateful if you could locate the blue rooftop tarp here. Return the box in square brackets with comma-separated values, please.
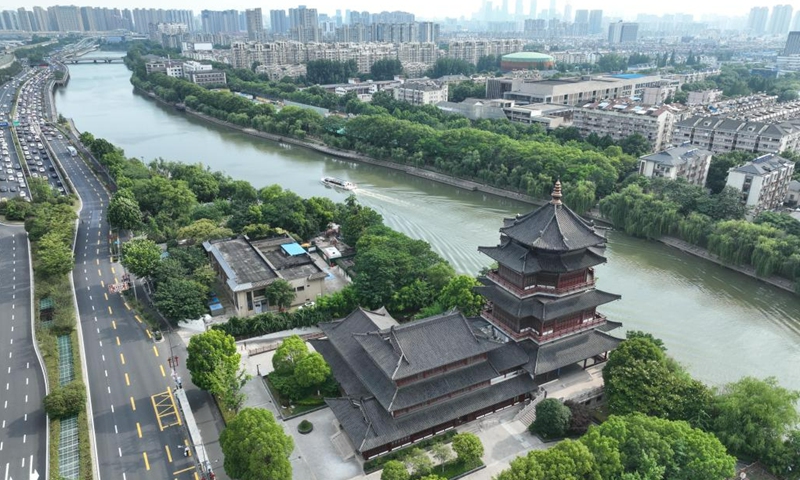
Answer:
[282, 242, 307, 256]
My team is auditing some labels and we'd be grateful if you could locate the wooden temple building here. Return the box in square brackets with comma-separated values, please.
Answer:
[313, 181, 622, 460]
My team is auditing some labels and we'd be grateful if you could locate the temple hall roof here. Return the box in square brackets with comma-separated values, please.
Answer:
[479, 240, 607, 274]
[499, 181, 606, 253]
[519, 329, 622, 376]
[476, 280, 621, 322]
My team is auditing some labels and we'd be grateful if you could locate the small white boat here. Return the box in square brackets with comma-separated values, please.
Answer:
[321, 177, 357, 191]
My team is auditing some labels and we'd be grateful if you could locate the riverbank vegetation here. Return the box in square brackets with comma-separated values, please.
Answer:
[77, 132, 484, 327]
[600, 174, 800, 288]
[124, 42, 648, 211]
[0, 181, 93, 479]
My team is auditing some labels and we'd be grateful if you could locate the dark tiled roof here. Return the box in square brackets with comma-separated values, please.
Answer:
[327, 374, 536, 452]
[479, 240, 606, 274]
[475, 281, 621, 321]
[390, 361, 499, 410]
[499, 203, 606, 252]
[354, 312, 502, 381]
[310, 338, 371, 398]
[529, 330, 622, 375]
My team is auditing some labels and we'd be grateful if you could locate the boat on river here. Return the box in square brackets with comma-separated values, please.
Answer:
[321, 177, 357, 191]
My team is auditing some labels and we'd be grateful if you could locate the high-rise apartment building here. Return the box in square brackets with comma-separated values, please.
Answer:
[608, 21, 638, 44]
[515, 0, 524, 18]
[589, 10, 603, 34]
[270, 10, 289, 35]
[201, 10, 239, 34]
[288, 5, 319, 42]
[769, 4, 793, 35]
[563, 3, 572, 22]
[784, 31, 800, 55]
[245, 8, 264, 41]
[16, 8, 31, 31]
[748, 6, 769, 34]
[529, 0, 538, 18]
[49, 5, 82, 32]
[792, 11, 800, 30]
[32, 7, 50, 31]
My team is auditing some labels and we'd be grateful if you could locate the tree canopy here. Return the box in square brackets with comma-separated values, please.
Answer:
[121, 238, 162, 278]
[186, 329, 241, 392]
[220, 408, 294, 480]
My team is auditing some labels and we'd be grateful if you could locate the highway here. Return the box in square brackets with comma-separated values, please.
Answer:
[0, 224, 47, 480]
[0, 69, 31, 200]
[44, 123, 199, 479]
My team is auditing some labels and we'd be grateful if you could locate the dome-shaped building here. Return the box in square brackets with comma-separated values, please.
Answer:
[500, 52, 555, 71]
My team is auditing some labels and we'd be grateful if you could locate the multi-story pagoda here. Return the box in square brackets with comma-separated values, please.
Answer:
[475, 180, 622, 382]
[315, 182, 622, 460]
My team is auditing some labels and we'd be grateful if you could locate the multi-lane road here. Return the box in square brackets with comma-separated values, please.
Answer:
[43, 108, 199, 479]
[0, 224, 47, 480]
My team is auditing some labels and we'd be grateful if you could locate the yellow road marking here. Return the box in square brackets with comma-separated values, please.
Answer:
[195, 472, 199, 480]
[115, 276, 119, 283]
[111, 267, 116, 274]
[112, 320, 116, 329]
[165, 445, 173, 463]
[146, 329, 152, 339]
[124, 302, 130, 310]
[135, 315, 142, 324]
[108, 306, 112, 315]
[136, 422, 142, 438]
[173, 467, 194, 475]
[153, 345, 159, 357]
[100, 280, 104, 288]
[104, 293, 108, 301]
[130, 396, 136, 411]
[98, 269, 102, 276]
[120, 353, 125, 365]
[116, 336, 120, 346]
[142, 452, 149, 470]
[160, 365, 166, 377]
[125, 373, 130, 386]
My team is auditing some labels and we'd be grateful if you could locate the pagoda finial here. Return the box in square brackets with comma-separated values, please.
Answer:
[550, 179, 563, 206]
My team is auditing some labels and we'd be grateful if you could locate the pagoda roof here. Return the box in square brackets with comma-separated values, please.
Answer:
[326, 374, 536, 453]
[478, 240, 607, 274]
[519, 329, 622, 376]
[475, 280, 620, 321]
[499, 182, 605, 253]
[353, 311, 501, 381]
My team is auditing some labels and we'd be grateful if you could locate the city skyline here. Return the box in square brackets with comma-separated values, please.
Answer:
[6, 0, 795, 20]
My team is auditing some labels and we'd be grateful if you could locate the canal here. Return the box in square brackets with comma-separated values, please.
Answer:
[55, 53, 800, 391]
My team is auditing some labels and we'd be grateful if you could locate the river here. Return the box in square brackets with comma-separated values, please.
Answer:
[55, 52, 800, 392]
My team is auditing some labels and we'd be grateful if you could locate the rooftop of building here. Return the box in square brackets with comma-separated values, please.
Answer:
[640, 145, 712, 167]
[501, 51, 554, 62]
[732, 153, 794, 176]
[577, 97, 681, 116]
[400, 80, 446, 91]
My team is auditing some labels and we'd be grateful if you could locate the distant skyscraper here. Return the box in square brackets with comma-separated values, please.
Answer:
[269, 9, 288, 34]
[589, 9, 602, 34]
[769, 4, 793, 35]
[288, 5, 319, 42]
[515, 0, 524, 18]
[549, 0, 557, 20]
[529, 0, 538, 18]
[792, 11, 800, 30]
[201, 9, 239, 34]
[245, 8, 263, 40]
[784, 30, 800, 54]
[502, 0, 510, 20]
[608, 21, 638, 44]
[49, 5, 82, 32]
[748, 6, 769, 34]
[563, 3, 572, 22]
[574, 9, 588, 23]
[17, 8, 31, 31]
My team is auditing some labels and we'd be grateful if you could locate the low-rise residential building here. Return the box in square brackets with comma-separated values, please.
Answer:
[638, 145, 713, 186]
[786, 180, 800, 206]
[686, 89, 723, 105]
[502, 103, 573, 128]
[187, 70, 227, 86]
[145, 60, 184, 77]
[203, 235, 328, 317]
[502, 73, 665, 106]
[182, 60, 213, 74]
[571, 98, 684, 152]
[447, 39, 526, 65]
[436, 98, 510, 121]
[393, 81, 448, 106]
[725, 153, 795, 219]
[674, 116, 800, 154]
[255, 63, 307, 81]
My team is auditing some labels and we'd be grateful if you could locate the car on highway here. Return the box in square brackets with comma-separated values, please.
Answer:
[0, 186, 7, 192]
[38, 167, 44, 172]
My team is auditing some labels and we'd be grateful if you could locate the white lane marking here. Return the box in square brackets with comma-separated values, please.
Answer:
[107, 386, 111, 394]
[23, 434, 26, 443]
[24, 395, 27, 403]
[114, 425, 118, 434]
[111, 404, 114, 413]
[118, 447, 122, 457]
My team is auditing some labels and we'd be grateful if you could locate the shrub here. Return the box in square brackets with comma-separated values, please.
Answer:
[44, 381, 87, 419]
[452, 433, 483, 465]
[381, 460, 409, 480]
[565, 400, 594, 436]
[297, 419, 313, 434]
[530, 398, 571, 440]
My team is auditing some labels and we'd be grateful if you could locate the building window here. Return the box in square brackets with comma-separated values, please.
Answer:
[295, 286, 305, 292]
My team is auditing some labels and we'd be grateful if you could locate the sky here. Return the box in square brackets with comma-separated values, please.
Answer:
[8, 0, 800, 21]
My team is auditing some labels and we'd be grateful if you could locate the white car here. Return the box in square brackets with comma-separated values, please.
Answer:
[15, 172, 22, 178]
[38, 167, 44, 173]
[5, 168, 12, 175]
[31, 172, 38, 178]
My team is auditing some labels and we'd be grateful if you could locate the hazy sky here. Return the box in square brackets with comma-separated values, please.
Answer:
[8, 0, 797, 20]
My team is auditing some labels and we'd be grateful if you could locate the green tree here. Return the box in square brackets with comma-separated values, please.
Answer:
[108, 191, 143, 230]
[530, 398, 571, 439]
[370, 58, 404, 80]
[598, 53, 627, 72]
[272, 335, 308, 375]
[27, 177, 54, 203]
[265, 279, 296, 311]
[426, 58, 476, 78]
[186, 329, 241, 392]
[452, 433, 483, 465]
[293, 352, 330, 388]
[43, 381, 87, 419]
[192, 264, 217, 288]
[713, 376, 800, 462]
[154, 278, 208, 321]
[436, 275, 485, 316]
[220, 408, 294, 480]
[619, 133, 652, 157]
[380, 460, 410, 480]
[496, 439, 598, 480]
[37, 232, 74, 277]
[339, 195, 384, 246]
[431, 443, 454, 472]
[176, 218, 233, 244]
[121, 238, 161, 278]
[405, 448, 434, 476]
[706, 151, 750, 193]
